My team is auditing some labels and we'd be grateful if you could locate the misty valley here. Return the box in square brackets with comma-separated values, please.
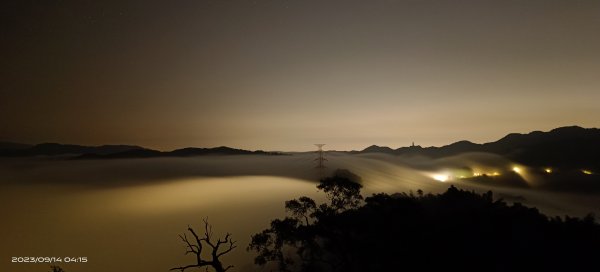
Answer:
[1, 127, 600, 272]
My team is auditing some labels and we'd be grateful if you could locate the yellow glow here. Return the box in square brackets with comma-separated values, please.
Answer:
[545, 168, 552, 173]
[512, 167, 521, 173]
[473, 172, 482, 177]
[582, 170, 593, 175]
[491, 172, 500, 176]
[432, 174, 449, 182]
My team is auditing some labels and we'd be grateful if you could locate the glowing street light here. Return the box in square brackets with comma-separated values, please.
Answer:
[432, 174, 449, 182]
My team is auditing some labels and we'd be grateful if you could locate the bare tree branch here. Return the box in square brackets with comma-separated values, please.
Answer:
[172, 218, 237, 272]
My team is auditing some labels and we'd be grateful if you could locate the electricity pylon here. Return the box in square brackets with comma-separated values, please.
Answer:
[315, 144, 327, 168]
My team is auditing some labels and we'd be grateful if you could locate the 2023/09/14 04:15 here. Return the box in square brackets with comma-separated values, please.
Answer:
[12, 256, 88, 263]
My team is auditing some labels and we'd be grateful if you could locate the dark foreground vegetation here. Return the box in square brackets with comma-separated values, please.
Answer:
[49, 170, 600, 272]
[248, 169, 600, 272]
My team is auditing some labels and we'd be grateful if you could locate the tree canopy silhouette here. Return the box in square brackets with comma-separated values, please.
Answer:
[248, 170, 600, 272]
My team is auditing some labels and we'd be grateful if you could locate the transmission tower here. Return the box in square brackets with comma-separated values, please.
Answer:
[314, 144, 327, 168]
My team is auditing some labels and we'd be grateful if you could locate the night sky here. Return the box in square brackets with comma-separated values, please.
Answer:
[2, 0, 600, 151]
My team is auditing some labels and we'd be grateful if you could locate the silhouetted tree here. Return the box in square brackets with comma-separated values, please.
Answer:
[316, 171, 363, 213]
[248, 170, 364, 272]
[249, 172, 600, 272]
[172, 218, 237, 272]
[285, 196, 317, 226]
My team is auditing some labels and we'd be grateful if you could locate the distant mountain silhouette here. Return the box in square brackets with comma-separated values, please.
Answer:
[2, 126, 598, 166]
[75, 148, 164, 159]
[357, 126, 600, 169]
[0, 142, 280, 159]
[169, 146, 263, 156]
[362, 145, 395, 153]
[0, 141, 32, 150]
[76, 146, 280, 159]
[0, 143, 144, 157]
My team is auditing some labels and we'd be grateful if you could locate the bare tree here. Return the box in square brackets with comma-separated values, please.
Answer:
[171, 218, 237, 272]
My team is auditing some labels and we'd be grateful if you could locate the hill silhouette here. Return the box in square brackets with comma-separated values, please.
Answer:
[357, 126, 600, 169]
[0, 141, 32, 150]
[0, 143, 145, 157]
[0, 142, 281, 159]
[76, 146, 281, 159]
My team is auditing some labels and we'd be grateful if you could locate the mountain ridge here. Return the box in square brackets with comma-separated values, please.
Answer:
[357, 125, 600, 169]
[1, 126, 598, 166]
[0, 142, 282, 159]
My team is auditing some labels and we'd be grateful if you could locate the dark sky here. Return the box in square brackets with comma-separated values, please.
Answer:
[2, 0, 599, 151]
